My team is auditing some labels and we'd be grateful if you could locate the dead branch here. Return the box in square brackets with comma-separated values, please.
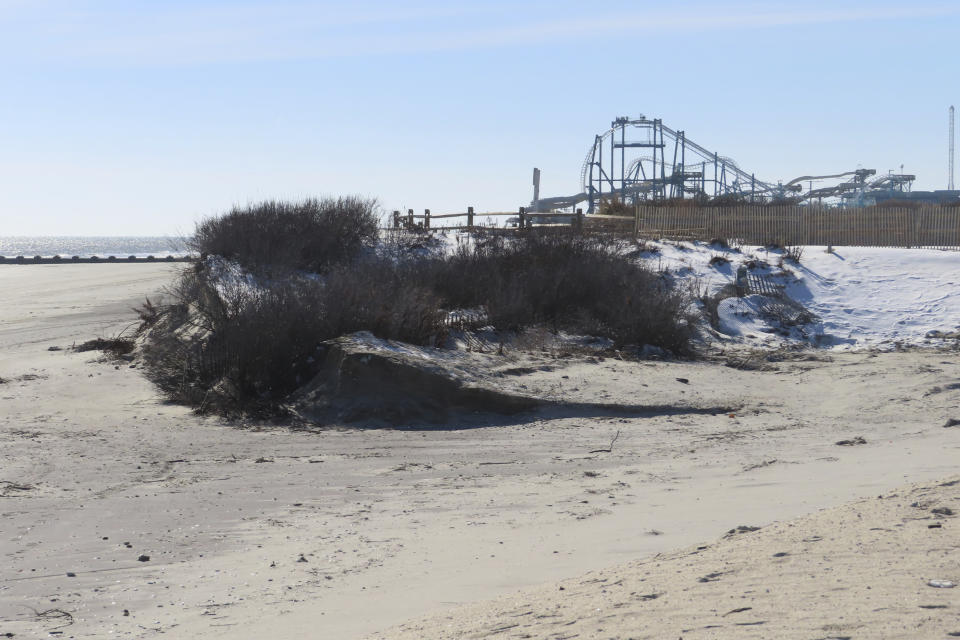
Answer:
[589, 429, 621, 454]
[0, 480, 36, 495]
[23, 606, 75, 630]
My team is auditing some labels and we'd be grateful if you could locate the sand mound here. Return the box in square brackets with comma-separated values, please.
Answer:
[372, 475, 960, 639]
[286, 332, 541, 425]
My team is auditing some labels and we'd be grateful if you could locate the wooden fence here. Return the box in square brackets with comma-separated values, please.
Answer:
[390, 207, 632, 232]
[391, 207, 585, 231]
[392, 204, 960, 249]
[635, 205, 960, 249]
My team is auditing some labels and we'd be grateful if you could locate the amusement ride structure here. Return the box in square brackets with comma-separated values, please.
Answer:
[530, 114, 956, 213]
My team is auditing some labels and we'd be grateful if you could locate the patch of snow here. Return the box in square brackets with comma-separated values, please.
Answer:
[642, 241, 960, 350]
[717, 295, 777, 339]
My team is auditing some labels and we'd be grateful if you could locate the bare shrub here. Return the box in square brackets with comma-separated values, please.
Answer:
[319, 259, 446, 345]
[598, 197, 634, 217]
[784, 245, 804, 263]
[700, 294, 722, 330]
[377, 228, 447, 261]
[624, 239, 660, 257]
[133, 297, 162, 327]
[191, 197, 379, 274]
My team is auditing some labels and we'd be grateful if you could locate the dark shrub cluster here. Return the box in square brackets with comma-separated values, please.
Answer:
[321, 259, 445, 344]
[421, 231, 693, 352]
[140, 270, 324, 411]
[191, 197, 379, 273]
[142, 203, 695, 415]
[142, 259, 447, 412]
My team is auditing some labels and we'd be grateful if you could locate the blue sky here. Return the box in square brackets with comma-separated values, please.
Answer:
[1, 1, 958, 235]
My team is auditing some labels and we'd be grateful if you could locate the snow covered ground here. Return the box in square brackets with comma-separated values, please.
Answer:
[643, 240, 960, 350]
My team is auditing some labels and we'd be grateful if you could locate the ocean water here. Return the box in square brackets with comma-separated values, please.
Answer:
[0, 236, 191, 259]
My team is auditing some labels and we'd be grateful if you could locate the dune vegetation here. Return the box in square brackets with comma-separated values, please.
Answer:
[138, 197, 694, 415]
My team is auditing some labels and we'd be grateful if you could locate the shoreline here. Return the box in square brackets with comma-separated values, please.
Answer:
[0, 256, 193, 264]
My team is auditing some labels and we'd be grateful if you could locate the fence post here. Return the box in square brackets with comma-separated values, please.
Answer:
[912, 208, 921, 249]
[735, 265, 748, 297]
[519, 207, 526, 229]
[424, 209, 431, 230]
[392, 210, 400, 229]
[575, 208, 583, 231]
[407, 209, 414, 229]
[467, 206, 474, 229]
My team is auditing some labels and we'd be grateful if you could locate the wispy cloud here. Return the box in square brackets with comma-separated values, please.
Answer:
[3, 2, 958, 66]
[378, 4, 960, 54]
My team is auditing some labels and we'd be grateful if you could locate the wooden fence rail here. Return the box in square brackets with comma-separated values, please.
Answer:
[391, 207, 587, 231]
[635, 205, 960, 249]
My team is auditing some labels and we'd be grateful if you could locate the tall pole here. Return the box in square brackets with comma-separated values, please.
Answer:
[589, 136, 598, 213]
[658, 120, 666, 198]
[670, 132, 679, 199]
[610, 129, 615, 196]
[950, 105, 955, 191]
[681, 131, 686, 198]
[620, 122, 627, 202]
[532, 167, 540, 209]
[649, 121, 655, 199]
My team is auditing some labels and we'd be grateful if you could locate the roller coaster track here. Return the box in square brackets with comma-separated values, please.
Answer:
[785, 170, 866, 188]
[535, 115, 902, 214]
[580, 117, 778, 200]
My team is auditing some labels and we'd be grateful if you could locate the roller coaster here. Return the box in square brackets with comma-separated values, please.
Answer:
[582, 116, 777, 210]
[529, 115, 925, 213]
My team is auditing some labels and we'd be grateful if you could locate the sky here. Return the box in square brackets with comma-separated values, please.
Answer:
[1, 0, 958, 235]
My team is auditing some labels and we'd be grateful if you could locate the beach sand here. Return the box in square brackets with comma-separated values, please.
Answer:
[1, 264, 958, 638]
[373, 473, 960, 639]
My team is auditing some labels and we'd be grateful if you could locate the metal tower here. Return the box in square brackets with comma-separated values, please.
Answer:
[950, 106, 955, 191]
[581, 116, 779, 212]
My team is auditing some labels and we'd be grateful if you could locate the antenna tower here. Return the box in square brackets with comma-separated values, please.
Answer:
[950, 105, 955, 190]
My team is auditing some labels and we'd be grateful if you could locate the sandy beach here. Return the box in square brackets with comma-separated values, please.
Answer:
[375, 473, 960, 639]
[1, 264, 959, 639]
